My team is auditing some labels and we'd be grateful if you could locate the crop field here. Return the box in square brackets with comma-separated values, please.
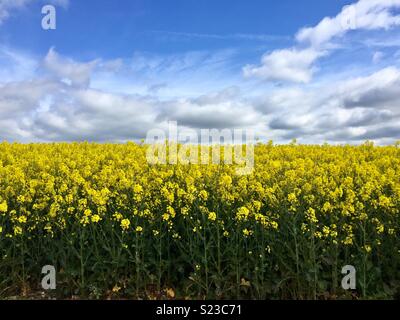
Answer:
[0, 142, 399, 299]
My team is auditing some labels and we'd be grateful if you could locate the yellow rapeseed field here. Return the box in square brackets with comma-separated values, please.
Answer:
[0, 141, 399, 299]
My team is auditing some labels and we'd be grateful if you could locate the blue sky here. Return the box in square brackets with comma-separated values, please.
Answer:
[1, 0, 352, 57]
[0, 0, 400, 143]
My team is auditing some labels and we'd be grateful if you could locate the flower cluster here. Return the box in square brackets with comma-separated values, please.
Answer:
[0, 142, 399, 299]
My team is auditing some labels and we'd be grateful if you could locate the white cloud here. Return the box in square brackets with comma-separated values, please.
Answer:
[1, 38, 400, 144]
[2, 58, 398, 144]
[243, 48, 326, 83]
[336, 67, 400, 111]
[296, 0, 400, 47]
[44, 48, 99, 88]
[157, 87, 263, 129]
[0, 0, 31, 24]
[0, 48, 264, 142]
[260, 66, 400, 144]
[244, 0, 400, 84]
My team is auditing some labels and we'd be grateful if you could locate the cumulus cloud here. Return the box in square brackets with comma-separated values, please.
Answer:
[2, 45, 399, 144]
[5, 83, 262, 142]
[0, 48, 264, 142]
[43, 48, 99, 88]
[296, 0, 400, 47]
[0, 79, 58, 118]
[244, 0, 400, 84]
[238, 0, 400, 144]
[260, 67, 400, 143]
[337, 67, 400, 110]
[243, 48, 326, 83]
[30, 88, 160, 141]
[156, 88, 262, 129]
[0, 59, 398, 144]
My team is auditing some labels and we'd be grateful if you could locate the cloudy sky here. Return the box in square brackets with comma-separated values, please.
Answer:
[0, 0, 400, 144]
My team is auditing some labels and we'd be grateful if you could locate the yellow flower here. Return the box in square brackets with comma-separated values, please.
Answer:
[13, 226, 22, 236]
[1, 141, 400, 298]
[199, 190, 208, 201]
[236, 207, 250, 221]
[91, 214, 101, 223]
[17, 195, 25, 203]
[306, 208, 318, 224]
[364, 245, 372, 253]
[18, 216, 27, 224]
[167, 206, 176, 218]
[121, 219, 130, 231]
[270, 221, 278, 230]
[314, 231, 323, 239]
[322, 202, 332, 213]
[80, 216, 90, 225]
[288, 193, 297, 203]
[343, 236, 353, 246]
[220, 175, 232, 186]
[0, 201, 7, 213]
[208, 212, 217, 221]
[133, 184, 143, 194]
[242, 228, 252, 237]
[113, 212, 123, 221]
